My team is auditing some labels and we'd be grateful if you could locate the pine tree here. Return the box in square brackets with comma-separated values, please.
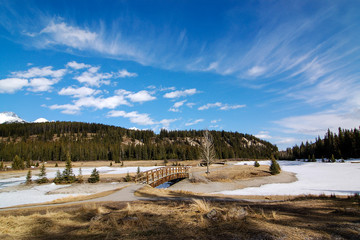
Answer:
[88, 168, 100, 183]
[12, 155, 24, 170]
[37, 162, 49, 183]
[270, 157, 281, 175]
[0, 160, 3, 170]
[254, 161, 260, 167]
[26, 170, 32, 184]
[312, 154, 316, 162]
[62, 152, 75, 183]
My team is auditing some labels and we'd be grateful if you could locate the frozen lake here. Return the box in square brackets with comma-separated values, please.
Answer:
[217, 160, 360, 196]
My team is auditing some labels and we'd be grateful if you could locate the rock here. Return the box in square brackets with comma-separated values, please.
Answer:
[206, 209, 219, 220]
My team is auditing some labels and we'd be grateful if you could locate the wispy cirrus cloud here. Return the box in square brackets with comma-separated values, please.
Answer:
[198, 102, 245, 111]
[274, 110, 360, 136]
[163, 88, 198, 98]
[185, 119, 204, 126]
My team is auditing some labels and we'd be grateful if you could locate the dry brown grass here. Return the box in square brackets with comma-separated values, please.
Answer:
[0, 196, 359, 240]
[200, 165, 271, 182]
[135, 185, 202, 198]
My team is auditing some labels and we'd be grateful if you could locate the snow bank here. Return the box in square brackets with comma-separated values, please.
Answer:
[0, 183, 76, 208]
[218, 160, 360, 196]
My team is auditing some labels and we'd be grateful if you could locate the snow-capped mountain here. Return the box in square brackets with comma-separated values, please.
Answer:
[0, 112, 26, 124]
[33, 118, 49, 123]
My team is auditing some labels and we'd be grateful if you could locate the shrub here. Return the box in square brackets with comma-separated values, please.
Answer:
[254, 161, 260, 167]
[53, 170, 62, 184]
[88, 168, 100, 183]
[269, 158, 281, 175]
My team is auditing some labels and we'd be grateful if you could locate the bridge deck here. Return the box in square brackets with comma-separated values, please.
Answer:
[136, 166, 191, 187]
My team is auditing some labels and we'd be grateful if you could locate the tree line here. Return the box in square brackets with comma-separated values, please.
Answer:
[279, 127, 360, 160]
[0, 121, 277, 164]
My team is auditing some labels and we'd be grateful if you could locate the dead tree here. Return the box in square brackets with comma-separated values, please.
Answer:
[201, 130, 216, 174]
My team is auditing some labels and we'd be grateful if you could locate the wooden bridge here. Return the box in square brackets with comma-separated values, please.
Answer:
[136, 166, 191, 187]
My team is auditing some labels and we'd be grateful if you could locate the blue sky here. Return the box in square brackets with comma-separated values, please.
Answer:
[1, 0, 360, 150]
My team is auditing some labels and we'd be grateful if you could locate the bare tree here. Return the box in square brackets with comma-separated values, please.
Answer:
[201, 130, 216, 174]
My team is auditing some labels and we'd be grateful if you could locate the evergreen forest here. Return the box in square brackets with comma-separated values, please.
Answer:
[279, 127, 360, 160]
[0, 122, 277, 163]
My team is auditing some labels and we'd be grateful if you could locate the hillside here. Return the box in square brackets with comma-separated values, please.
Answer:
[0, 122, 277, 162]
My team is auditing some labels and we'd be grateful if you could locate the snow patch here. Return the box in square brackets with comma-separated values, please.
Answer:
[218, 160, 360, 196]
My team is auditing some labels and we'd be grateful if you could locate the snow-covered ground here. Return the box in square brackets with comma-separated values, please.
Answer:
[0, 166, 160, 208]
[217, 160, 360, 196]
[0, 166, 160, 190]
[0, 183, 73, 208]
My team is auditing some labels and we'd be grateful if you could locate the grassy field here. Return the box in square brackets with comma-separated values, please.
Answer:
[0, 196, 359, 240]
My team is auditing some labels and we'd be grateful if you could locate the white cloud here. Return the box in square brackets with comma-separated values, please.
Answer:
[66, 61, 91, 70]
[220, 104, 246, 110]
[255, 131, 272, 139]
[0, 78, 28, 93]
[185, 119, 204, 126]
[248, 66, 266, 76]
[41, 21, 97, 49]
[198, 102, 246, 111]
[107, 110, 155, 125]
[27, 78, 59, 92]
[58, 86, 101, 98]
[163, 88, 198, 98]
[48, 94, 129, 114]
[211, 119, 221, 124]
[12, 66, 66, 79]
[169, 100, 186, 112]
[74, 67, 112, 87]
[186, 102, 195, 108]
[75, 95, 129, 110]
[115, 89, 156, 103]
[117, 69, 137, 78]
[159, 119, 178, 129]
[274, 110, 360, 136]
[125, 90, 156, 103]
[198, 102, 222, 110]
[48, 104, 81, 115]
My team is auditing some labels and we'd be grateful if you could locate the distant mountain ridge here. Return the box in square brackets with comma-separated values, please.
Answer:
[0, 112, 49, 124]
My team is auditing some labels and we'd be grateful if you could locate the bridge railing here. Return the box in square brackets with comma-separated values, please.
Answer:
[136, 166, 191, 187]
